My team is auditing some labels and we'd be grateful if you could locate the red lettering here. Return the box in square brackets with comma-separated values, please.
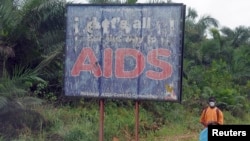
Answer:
[71, 47, 102, 77]
[146, 48, 172, 80]
[70, 47, 172, 80]
[115, 48, 145, 78]
[103, 48, 112, 78]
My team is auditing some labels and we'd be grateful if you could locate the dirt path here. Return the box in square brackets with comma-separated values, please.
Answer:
[162, 133, 198, 141]
[113, 133, 199, 141]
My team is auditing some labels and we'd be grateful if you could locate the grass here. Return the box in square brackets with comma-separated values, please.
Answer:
[0, 100, 250, 141]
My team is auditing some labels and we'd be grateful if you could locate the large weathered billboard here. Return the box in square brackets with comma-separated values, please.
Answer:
[64, 4, 185, 102]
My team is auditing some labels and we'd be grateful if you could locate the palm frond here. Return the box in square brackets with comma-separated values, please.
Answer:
[0, 66, 45, 97]
[17, 96, 45, 108]
[186, 7, 198, 20]
[0, 96, 8, 109]
[11, 65, 45, 83]
[0, 0, 21, 38]
[34, 45, 63, 74]
[0, 76, 27, 97]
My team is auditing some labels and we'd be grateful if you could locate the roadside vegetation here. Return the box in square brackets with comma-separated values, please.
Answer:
[0, 99, 249, 141]
[0, 0, 250, 141]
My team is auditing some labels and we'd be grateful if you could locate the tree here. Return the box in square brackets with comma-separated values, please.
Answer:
[184, 7, 219, 64]
[219, 26, 250, 84]
[0, 0, 21, 77]
[0, 3, 66, 138]
[231, 45, 250, 84]
[185, 8, 218, 42]
[17, 0, 66, 99]
[0, 0, 66, 106]
[220, 26, 250, 48]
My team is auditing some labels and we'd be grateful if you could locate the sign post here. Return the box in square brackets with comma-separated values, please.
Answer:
[135, 101, 140, 141]
[99, 99, 104, 141]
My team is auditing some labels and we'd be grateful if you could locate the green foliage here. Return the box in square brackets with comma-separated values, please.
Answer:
[0, 108, 48, 140]
[18, 97, 45, 108]
[0, 96, 7, 109]
[231, 45, 250, 84]
[65, 127, 97, 141]
[0, 66, 45, 97]
[104, 102, 135, 140]
[0, 0, 66, 101]
[0, 100, 249, 141]
[0, 0, 21, 39]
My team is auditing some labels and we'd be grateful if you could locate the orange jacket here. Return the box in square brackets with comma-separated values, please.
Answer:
[200, 107, 224, 127]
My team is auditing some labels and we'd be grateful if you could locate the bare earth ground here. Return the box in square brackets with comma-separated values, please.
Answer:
[113, 133, 199, 141]
[157, 133, 198, 141]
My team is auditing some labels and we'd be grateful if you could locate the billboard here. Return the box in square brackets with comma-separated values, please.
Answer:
[64, 4, 185, 102]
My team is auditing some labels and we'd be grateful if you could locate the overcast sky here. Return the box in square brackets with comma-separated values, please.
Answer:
[67, 0, 250, 29]
[165, 0, 250, 29]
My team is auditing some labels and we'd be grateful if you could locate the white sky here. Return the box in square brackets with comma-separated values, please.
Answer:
[167, 0, 250, 29]
[67, 0, 250, 29]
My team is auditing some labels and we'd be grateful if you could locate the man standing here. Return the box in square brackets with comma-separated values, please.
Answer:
[200, 96, 224, 127]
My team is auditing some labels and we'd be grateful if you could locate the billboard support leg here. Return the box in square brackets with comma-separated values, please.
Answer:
[99, 99, 104, 141]
[135, 100, 139, 141]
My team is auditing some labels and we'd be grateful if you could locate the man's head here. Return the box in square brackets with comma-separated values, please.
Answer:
[208, 96, 216, 108]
